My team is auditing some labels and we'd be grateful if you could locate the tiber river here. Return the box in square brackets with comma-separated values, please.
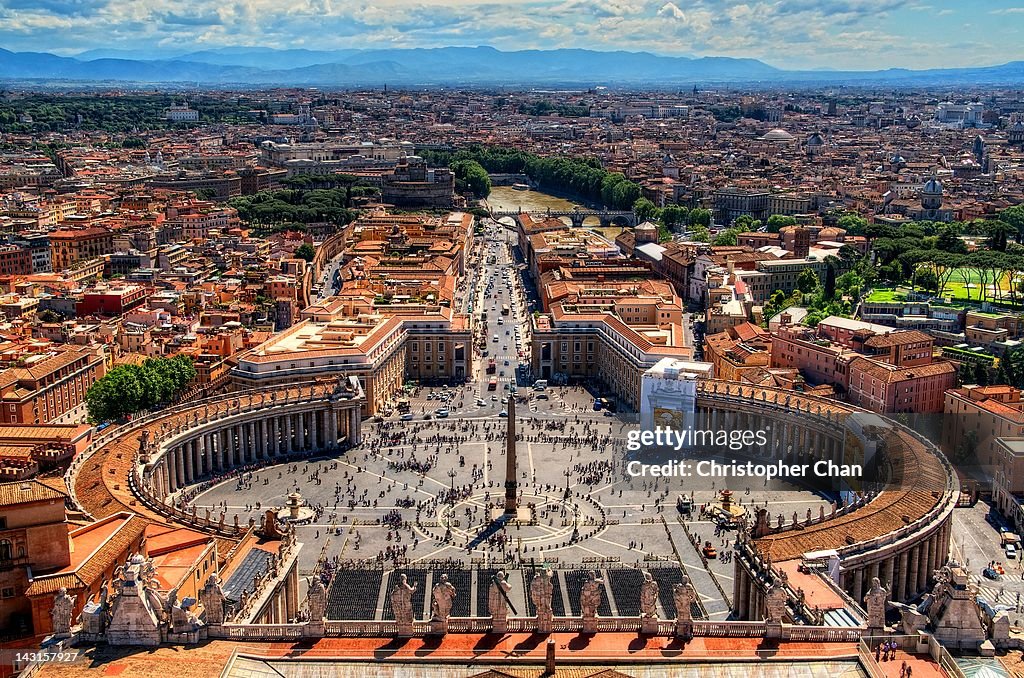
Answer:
[484, 186, 626, 239]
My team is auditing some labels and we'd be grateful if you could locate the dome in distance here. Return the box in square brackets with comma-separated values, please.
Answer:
[761, 128, 795, 142]
[923, 177, 943, 194]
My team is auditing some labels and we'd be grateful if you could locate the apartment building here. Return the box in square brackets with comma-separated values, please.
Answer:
[0, 345, 106, 424]
[48, 227, 114, 271]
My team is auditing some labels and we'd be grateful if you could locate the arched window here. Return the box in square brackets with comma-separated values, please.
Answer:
[0, 540, 12, 561]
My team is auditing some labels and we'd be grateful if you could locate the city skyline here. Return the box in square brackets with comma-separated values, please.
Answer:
[1, 0, 1024, 72]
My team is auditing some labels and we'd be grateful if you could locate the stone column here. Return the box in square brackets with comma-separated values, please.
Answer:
[184, 441, 194, 484]
[220, 430, 230, 469]
[247, 421, 256, 464]
[176, 448, 185, 489]
[286, 416, 294, 453]
[328, 409, 338, 449]
[260, 419, 268, 459]
[883, 557, 895, 593]
[853, 567, 864, 604]
[351, 409, 361, 445]
[927, 533, 939, 578]
[739, 570, 751, 619]
[296, 412, 306, 452]
[917, 541, 930, 594]
[896, 551, 909, 601]
[908, 545, 921, 596]
[196, 436, 206, 477]
[310, 410, 319, 451]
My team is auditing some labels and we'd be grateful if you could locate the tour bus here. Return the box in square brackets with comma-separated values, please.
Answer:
[533, 379, 548, 391]
[501, 304, 510, 316]
[488, 377, 498, 391]
[486, 358, 496, 374]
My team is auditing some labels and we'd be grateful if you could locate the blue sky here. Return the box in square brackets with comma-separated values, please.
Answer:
[0, 0, 1022, 70]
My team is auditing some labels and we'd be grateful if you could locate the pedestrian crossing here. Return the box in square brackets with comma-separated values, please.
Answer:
[973, 578, 1023, 611]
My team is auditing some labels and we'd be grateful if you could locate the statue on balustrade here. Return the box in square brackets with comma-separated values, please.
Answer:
[765, 579, 788, 623]
[431, 574, 456, 623]
[51, 587, 76, 636]
[580, 570, 604, 619]
[640, 571, 659, 619]
[137, 430, 151, 463]
[391, 574, 418, 627]
[672, 575, 697, 624]
[864, 576, 889, 631]
[488, 570, 513, 631]
[306, 576, 326, 623]
[200, 573, 227, 625]
[530, 569, 554, 629]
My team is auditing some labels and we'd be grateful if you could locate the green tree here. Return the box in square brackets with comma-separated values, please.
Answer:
[958, 362, 975, 386]
[974, 361, 990, 386]
[797, 267, 819, 294]
[837, 213, 868, 236]
[986, 219, 1016, 252]
[86, 356, 196, 423]
[295, 243, 315, 262]
[688, 208, 712, 228]
[712, 228, 740, 246]
[633, 198, 659, 223]
[1000, 205, 1024, 244]
[451, 159, 492, 198]
[660, 205, 689, 230]
[765, 214, 797, 233]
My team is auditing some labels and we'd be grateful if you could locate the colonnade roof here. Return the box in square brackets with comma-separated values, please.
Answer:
[698, 380, 952, 563]
[71, 382, 342, 560]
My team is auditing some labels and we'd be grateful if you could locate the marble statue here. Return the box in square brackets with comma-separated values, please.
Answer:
[200, 573, 226, 625]
[50, 587, 76, 636]
[639, 571, 659, 619]
[765, 579, 788, 623]
[864, 576, 889, 630]
[672, 575, 697, 624]
[530, 569, 554, 633]
[306, 576, 326, 623]
[391, 574, 418, 627]
[488, 570, 512, 619]
[431, 574, 456, 623]
[580, 570, 604, 619]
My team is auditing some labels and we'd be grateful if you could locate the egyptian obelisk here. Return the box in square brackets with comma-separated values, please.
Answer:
[504, 393, 518, 514]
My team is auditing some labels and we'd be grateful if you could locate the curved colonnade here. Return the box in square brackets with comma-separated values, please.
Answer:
[693, 381, 958, 619]
[66, 376, 956, 625]
[66, 381, 364, 539]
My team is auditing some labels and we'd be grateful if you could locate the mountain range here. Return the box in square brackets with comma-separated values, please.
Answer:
[1, 46, 1023, 87]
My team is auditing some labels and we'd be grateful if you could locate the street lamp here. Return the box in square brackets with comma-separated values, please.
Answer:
[564, 468, 571, 499]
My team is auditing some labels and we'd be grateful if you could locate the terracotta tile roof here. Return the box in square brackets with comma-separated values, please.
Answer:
[863, 330, 932, 348]
[0, 478, 66, 506]
[698, 381, 951, 563]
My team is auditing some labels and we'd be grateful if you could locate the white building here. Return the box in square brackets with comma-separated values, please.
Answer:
[639, 358, 714, 430]
[165, 103, 199, 122]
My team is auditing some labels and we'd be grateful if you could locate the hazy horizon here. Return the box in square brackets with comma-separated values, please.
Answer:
[1, 0, 1023, 72]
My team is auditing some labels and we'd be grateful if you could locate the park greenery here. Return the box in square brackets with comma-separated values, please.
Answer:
[517, 101, 591, 117]
[451, 159, 492, 198]
[228, 177, 373, 230]
[417, 145, 644, 211]
[0, 94, 262, 133]
[85, 355, 197, 423]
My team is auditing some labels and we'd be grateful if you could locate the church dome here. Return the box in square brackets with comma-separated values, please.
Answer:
[923, 177, 943, 194]
[806, 132, 825, 146]
[761, 128, 795, 142]
[757, 128, 794, 142]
